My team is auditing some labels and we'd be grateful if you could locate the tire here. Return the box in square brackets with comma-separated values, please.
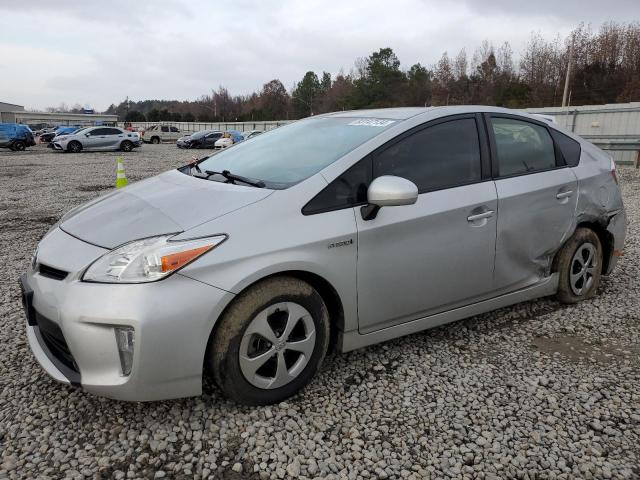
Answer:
[13, 141, 25, 151]
[207, 276, 330, 405]
[554, 227, 603, 304]
[151, 137, 160, 144]
[67, 141, 82, 153]
[120, 140, 133, 152]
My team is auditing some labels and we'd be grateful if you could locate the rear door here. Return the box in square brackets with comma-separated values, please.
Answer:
[487, 114, 578, 292]
[170, 126, 181, 141]
[204, 132, 222, 147]
[356, 115, 498, 333]
[103, 128, 125, 149]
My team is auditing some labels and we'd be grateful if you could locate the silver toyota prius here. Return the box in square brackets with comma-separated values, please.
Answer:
[20, 106, 627, 405]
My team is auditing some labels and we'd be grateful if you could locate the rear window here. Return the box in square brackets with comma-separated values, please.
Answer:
[551, 130, 581, 167]
[491, 117, 556, 176]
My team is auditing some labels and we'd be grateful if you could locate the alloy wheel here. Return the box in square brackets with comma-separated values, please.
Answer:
[239, 302, 316, 389]
[570, 242, 598, 295]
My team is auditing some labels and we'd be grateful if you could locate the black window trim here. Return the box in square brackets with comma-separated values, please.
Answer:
[483, 113, 567, 180]
[302, 113, 490, 216]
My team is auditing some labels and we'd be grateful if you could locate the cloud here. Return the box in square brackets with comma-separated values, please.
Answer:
[0, 0, 637, 111]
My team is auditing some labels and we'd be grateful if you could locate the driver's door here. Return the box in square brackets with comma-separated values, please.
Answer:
[85, 128, 109, 150]
[356, 115, 498, 333]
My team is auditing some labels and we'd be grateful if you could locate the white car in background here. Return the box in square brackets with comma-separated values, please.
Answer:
[52, 127, 142, 153]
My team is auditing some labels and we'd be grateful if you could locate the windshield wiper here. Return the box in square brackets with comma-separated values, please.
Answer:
[203, 170, 265, 188]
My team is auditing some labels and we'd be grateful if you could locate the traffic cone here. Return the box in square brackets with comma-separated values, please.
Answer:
[116, 157, 128, 188]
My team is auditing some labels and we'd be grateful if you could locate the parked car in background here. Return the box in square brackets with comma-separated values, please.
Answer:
[141, 125, 184, 144]
[214, 130, 244, 149]
[19, 106, 627, 405]
[177, 130, 223, 149]
[0, 123, 36, 151]
[51, 126, 142, 153]
[243, 130, 263, 140]
[41, 126, 82, 143]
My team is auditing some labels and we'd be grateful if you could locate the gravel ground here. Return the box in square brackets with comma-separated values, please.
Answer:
[0, 144, 639, 479]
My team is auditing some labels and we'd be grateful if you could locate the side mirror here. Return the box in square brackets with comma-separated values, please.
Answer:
[361, 175, 418, 221]
[85, 133, 90, 138]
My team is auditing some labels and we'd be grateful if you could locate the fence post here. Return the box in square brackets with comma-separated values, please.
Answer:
[635, 150, 639, 169]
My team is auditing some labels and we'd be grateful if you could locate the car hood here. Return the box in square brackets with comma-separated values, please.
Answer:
[60, 169, 273, 249]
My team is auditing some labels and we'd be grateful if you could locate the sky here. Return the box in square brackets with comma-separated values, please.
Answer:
[0, 0, 638, 112]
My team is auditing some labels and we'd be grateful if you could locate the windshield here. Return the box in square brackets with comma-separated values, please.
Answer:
[196, 117, 396, 188]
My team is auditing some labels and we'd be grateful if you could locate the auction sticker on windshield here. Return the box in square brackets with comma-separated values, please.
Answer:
[347, 119, 395, 127]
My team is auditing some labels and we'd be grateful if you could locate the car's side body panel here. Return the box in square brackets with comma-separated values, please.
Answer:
[356, 181, 498, 333]
[493, 169, 578, 292]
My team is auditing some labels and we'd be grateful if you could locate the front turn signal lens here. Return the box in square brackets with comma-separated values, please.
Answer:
[161, 245, 213, 273]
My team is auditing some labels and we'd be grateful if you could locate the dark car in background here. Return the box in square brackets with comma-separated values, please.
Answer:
[41, 126, 82, 143]
[0, 123, 36, 151]
[176, 130, 223, 149]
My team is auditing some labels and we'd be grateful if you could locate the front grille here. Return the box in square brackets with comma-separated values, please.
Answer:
[38, 263, 68, 281]
[35, 312, 79, 374]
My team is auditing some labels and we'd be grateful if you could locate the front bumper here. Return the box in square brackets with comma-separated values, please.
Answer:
[20, 228, 235, 401]
[51, 142, 65, 151]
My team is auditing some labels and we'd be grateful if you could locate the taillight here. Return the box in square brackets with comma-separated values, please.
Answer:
[610, 157, 618, 185]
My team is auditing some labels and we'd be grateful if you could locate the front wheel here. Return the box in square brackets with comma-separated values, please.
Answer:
[151, 137, 160, 144]
[207, 276, 330, 405]
[13, 141, 26, 151]
[67, 141, 82, 153]
[120, 140, 133, 152]
[554, 228, 603, 304]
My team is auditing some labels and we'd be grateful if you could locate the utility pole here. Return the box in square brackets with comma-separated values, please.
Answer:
[562, 40, 574, 107]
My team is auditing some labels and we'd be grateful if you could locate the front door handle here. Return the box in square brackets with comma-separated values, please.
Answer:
[467, 210, 495, 222]
[556, 190, 573, 200]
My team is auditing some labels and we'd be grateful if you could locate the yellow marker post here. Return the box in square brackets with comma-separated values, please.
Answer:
[116, 157, 128, 188]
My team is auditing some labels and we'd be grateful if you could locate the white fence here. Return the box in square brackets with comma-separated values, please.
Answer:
[118, 120, 293, 134]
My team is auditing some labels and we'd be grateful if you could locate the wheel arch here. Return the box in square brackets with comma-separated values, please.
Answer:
[552, 220, 613, 274]
[203, 269, 346, 377]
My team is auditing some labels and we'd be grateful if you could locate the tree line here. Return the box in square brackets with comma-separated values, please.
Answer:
[104, 22, 639, 123]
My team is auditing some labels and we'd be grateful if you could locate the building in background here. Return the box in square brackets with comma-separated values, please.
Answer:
[527, 102, 640, 165]
[0, 101, 117, 129]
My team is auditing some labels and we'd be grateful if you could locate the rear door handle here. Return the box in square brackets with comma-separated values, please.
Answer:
[556, 190, 573, 199]
[467, 210, 495, 222]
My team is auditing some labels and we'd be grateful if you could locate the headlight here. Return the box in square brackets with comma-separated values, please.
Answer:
[83, 234, 226, 283]
[56, 136, 68, 141]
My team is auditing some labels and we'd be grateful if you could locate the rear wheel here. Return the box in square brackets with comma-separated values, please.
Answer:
[67, 141, 82, 153]
[207, 276, 330, 405]
[120, 140, 133, 152]
[151, 137, 160, 144]
[554, 228, 603, 304]
[13, 141, 25, 151]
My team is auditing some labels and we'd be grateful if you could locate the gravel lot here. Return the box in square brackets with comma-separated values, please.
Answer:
[1, 144, 639, 479]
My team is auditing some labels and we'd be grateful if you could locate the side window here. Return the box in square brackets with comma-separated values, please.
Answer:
[89, 128, 107, 136]
[372, 118, 481, 193]
[491, 117, 556, 176]
[550, 130, 581, 167]
[161, 126, 169, 132]
[302, 159, 371, 215]
[170, 126, 179, 132]
[105, 128, 122, 135]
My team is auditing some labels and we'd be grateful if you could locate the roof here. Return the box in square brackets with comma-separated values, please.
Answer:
[319, 105, 544, 121]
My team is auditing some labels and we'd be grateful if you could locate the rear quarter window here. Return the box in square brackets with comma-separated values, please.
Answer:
[550, 130, 581, 167]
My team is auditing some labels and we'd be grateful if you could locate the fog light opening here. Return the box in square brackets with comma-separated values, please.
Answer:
[114, 327, 135, 376]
